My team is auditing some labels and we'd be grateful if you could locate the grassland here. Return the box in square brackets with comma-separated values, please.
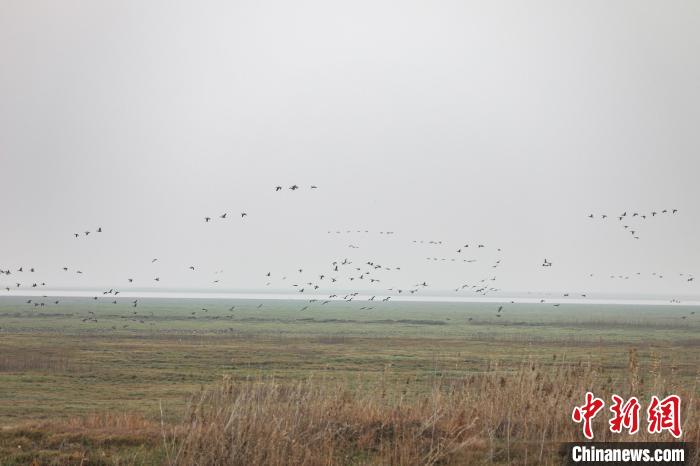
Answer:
[0, 297, 698, 464]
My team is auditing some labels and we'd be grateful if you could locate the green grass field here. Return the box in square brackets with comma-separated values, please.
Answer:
[1, 297, 698, 421]
[0, 297, 698, 464]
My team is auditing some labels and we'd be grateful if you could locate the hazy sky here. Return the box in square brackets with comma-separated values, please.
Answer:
[1, 0, 699, 297]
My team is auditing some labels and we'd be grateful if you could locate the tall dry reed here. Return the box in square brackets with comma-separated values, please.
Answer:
[163, 356, 699, 465]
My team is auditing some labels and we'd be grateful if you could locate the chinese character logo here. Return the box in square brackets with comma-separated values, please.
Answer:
[647, 395, 682, 438]
[609, 395, 640, 434]
[572, 392, 605, 439]
[572, 392, 682, 439]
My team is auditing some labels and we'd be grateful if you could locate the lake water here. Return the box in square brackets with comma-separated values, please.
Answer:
[3, 289, 700, 306]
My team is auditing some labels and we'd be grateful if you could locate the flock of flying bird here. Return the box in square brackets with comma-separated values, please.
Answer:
[588, 208, 679, 240]
[0, 194, 697, 327]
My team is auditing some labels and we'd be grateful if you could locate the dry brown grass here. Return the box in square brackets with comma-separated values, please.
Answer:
[0, 352, 79, 373]
[0, 413, 163, 465]
[2, 351, 696, 465]
[162, 356, 699, 466]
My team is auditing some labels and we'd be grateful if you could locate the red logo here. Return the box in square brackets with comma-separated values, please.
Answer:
[647, 395, 682, 438]
[572, 393, 682, 439]
[572, 392, 605, 439]
[609, 395, 641, 434]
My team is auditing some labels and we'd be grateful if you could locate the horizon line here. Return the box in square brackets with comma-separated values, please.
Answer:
[2, 289, 700, 306]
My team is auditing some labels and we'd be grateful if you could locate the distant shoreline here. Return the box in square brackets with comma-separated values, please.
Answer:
[2, 290, 699, 306]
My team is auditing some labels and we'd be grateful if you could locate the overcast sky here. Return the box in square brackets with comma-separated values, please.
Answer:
[1, 0, 699, 297]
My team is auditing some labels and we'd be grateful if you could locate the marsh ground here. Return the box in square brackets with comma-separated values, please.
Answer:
[0, 297, 698, 464]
